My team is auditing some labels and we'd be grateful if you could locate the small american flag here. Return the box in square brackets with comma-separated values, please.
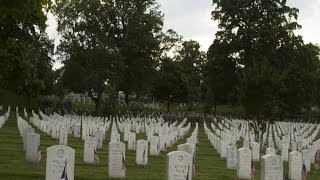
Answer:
[157, 142, 159, 153]
[251, 164, 256, 178]
[122, 153, 127, 173]
[186, 165, 189, 180]
[142, 147, 146, 164]
[61, 159, 68, 180]
[302, 164, 308, 178]
[192, 152, 196, 175]
[94, 148, 100, 164]
[36, 144, 41, 161]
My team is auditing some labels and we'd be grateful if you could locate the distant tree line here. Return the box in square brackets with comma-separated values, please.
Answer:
[1, 0, 319, 120]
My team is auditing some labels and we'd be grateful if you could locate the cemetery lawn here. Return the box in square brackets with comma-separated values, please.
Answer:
[1, 111, 320, 179]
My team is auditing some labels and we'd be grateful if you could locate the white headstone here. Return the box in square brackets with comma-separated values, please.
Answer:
[26, 133, 41, 163]
[291, 141, 297, 151]
[84, 136, 96, 164]
[220, 140, 227, 159]
[45, 145, 75, 180]
[59, 128, 68, 145]
[281, 143, 288, 162]
[108, 141, 126, 178]
[73, 124, 81, 138]
[23, 128, 34, 151]
[150, 136, 160, 156]
[94, 130, 103, 149]
[289, 151, 302, 180]
[227, 146, 237, 169]
[128, 132, 136, 150]
[297, 140, 303, 151]
[302, 149, 310, 171]
[266, 147, 276, 155]
[136, 139, 148, 165]
[261, 154, 283, 180]
[252, 142, 260, 162]
[243, 139, 250, 148]
[166, 151, 192, 180]
[177, 143, 195, 157]
[237, 147, 252, 179]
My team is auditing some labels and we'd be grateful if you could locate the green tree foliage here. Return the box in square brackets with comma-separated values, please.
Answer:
[27, 34, 55, 95]
[0, 0, 54, 97]
[55, 0, 163, 114]
[283, 44, 320, 115]
[152, 29, 183, 112]
[153, 57, 187, 112]
[112, 0, 163, 103]
[205, 41, 239, 113]
[210, 0, 320, 119]
[153, 30, 206, 112]
[176, 40, 206, 110]
[55, 0, 123, 114]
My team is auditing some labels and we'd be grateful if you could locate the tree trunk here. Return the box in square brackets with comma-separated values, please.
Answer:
[88, 89, 103, 116]
[188, 100, 193, 112]
[125, 91, 129, 105]
[167, 100, 170, 113]
[214, 101, 217, 115]
[95, 90, 102, 116]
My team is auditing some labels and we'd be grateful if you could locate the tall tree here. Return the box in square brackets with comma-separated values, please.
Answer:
[205, 41, 239, 113]
[110, 0, 163, 103]
[176, 40, 205, 110]
[55, 0, 163, 114]
[153, 57, 187, 112]
[55, 0, 123, 115]
[0, 0, 53, 96]
[283, 43, 320, 115]
[152, 29, 184, 112]
[211, 0, 315, 119]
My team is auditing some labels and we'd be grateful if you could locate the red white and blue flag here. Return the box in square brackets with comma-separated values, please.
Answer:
[186, 165, 189, 180]
[251, 163, 256, 178]
[61, 159, 68, 180]
[142, 147, 146, 164]
[192, 152, 196, 175]
[302, 164, 308, 179]
[122, 153, 127, 173]
[94, 148, 100, 164]
[36, 144, 41, 161]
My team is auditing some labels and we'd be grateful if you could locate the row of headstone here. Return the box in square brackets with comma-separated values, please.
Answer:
[28, 111, 108, 167]
[24, 112, 318, 180]
[29, 110, 111, 151]
[106, 116, 192, 179]
[0, 106, 10, 128]
[16, 115, 42, 163]
[204, 117, 320, 180]
[24, 108, 28, 118]
[164, 121, 198, 180]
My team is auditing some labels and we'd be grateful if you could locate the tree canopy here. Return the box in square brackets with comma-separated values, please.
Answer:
[1, 0, 320, 118]
[55, 0, 163, 114]
[208, 0, 320, 119]
[0, 0, 54, 97]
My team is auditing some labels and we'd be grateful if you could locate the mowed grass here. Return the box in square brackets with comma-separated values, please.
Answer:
[0, 109, 320, 179]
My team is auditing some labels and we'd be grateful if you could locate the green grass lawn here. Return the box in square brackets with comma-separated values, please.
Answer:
[1, 110, 320, 179]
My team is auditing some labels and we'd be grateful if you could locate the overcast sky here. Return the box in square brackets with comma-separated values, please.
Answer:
[49, 0, 320, 69]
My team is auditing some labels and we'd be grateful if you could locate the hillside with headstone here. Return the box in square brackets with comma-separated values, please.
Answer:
[1, 106, 320, 179]
[1, 0, 320, 179]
